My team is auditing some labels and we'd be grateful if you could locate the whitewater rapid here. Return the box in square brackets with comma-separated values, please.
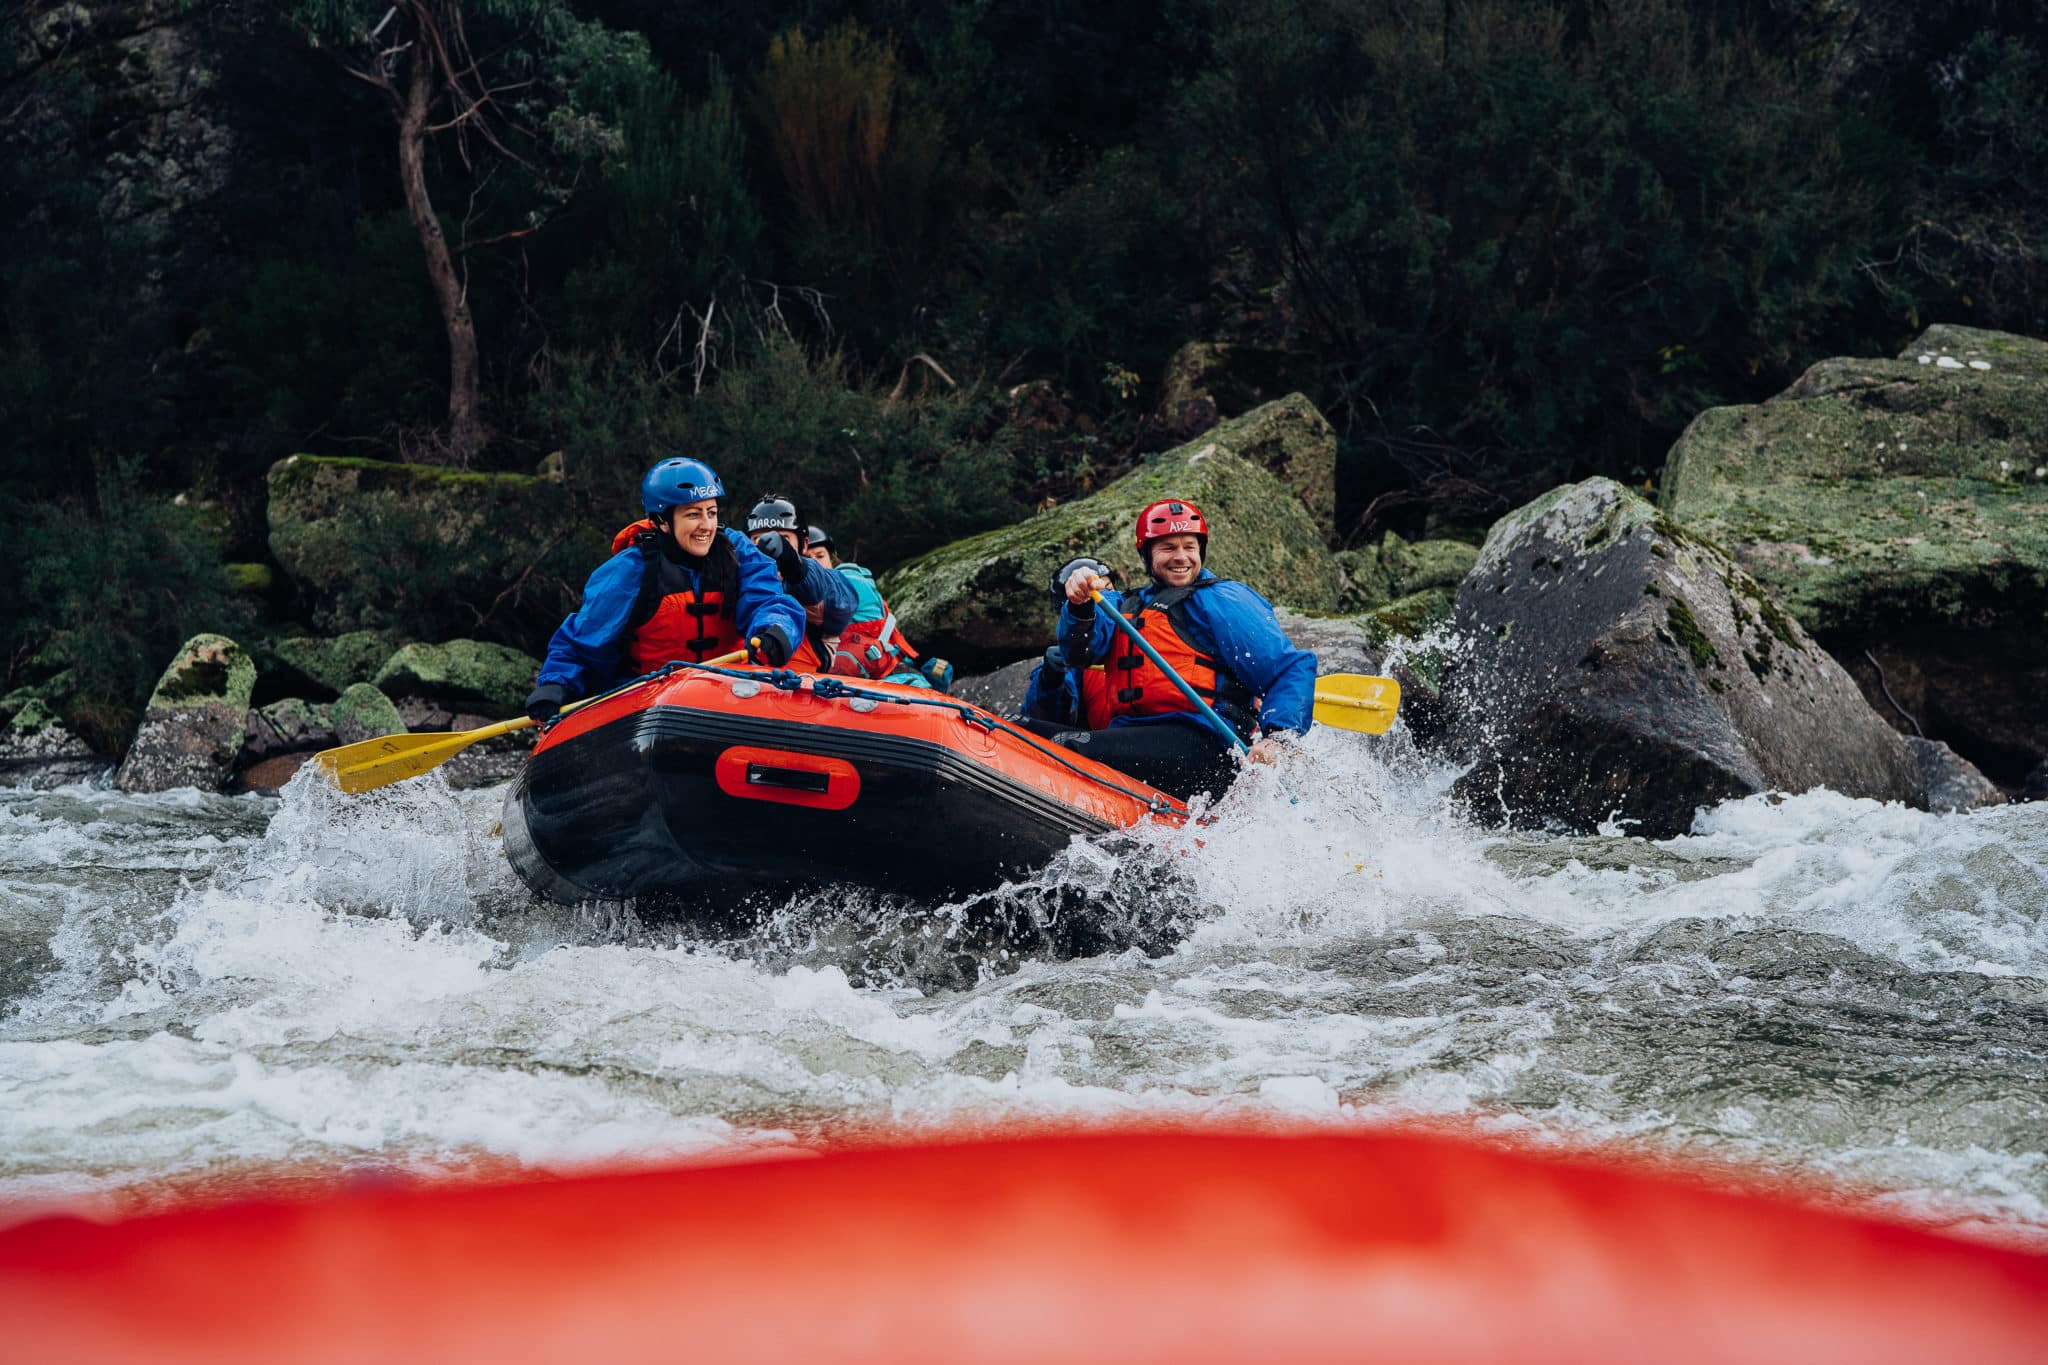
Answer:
[2, 730, 2043, 1242]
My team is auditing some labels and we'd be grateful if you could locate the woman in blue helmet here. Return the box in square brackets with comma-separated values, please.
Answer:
[522, 459, 807, 722]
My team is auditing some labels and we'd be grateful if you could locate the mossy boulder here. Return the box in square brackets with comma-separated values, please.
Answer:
[0, 693, 102, 789]
[882, 398, 1342, 665]
[373, 640, 539, 718]
[1450, 479, 1942, 836]
[1337, 534, 1479, 611]
[265, 453, 600, 638]
[266, 630, 403, 699]
[1658, 325, 2048, 783]
[115, 634, 257, 792]
[330, 683, 407, 745]
[1364, 588, 1458, 646]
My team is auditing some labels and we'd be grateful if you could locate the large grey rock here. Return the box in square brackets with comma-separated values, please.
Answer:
[882, 398, 1343, 665]
[116, 634, 257, 793]
[1272, 611, 1385, 678]
[0, 698, 104, 789]
[1906, 737, 2003, 814]
[1450, 479, 1924, 836]
[373, 640, 538, 718]
[1659, 325, 2048, 785]
[951, 657, 1042, 719]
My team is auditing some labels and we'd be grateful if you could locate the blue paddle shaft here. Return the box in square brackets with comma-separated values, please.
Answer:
[1090, 590, 1248, 754]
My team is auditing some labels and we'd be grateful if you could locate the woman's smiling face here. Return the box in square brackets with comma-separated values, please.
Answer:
[667, 500, 719, 555]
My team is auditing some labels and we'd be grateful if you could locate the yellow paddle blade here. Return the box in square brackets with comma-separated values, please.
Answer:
[1313, 673, 1401, 736]
[314, 718, 532, 794]
[313, 649, 751, 795]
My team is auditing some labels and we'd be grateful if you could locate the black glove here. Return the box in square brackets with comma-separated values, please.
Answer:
[750, 624, 795, 667]
[524, 682, 568, 723]
[754, 531, 807, 586]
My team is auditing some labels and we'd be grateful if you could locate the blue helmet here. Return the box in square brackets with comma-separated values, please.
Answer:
[640, 458, 724, 518]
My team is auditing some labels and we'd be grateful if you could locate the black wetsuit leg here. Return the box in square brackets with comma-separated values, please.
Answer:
[1048, 723, 1239, 802]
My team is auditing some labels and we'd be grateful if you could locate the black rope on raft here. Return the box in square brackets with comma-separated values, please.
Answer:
[577, 658, 1184, 816]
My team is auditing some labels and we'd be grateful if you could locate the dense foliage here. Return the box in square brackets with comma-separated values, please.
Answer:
[2, 0, 2044, 732]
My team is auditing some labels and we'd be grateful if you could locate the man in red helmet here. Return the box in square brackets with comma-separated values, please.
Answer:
[1050, 498, 1317, 800]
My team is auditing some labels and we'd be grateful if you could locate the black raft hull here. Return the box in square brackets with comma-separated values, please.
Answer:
[502, 669, 1182, 910]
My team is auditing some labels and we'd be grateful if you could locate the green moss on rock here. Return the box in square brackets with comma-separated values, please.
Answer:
[373, 639, 539, 716]
[1364, 587, 1457, 644]
[272, 631, 403, 697]
[1666, 599, 1720, 669]
[146, 634, 256, 712]
[1338, 534, 1478, 611]
[881, 397, 1342, 661]
[330, 683, 407, 744]
[224, 562, 273, 595]
[1658, 327, 2048, 633]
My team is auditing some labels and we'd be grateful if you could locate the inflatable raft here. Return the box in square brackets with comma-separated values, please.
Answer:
[502, 662, 1187, 907]
[7, 1128, 2046, 1364]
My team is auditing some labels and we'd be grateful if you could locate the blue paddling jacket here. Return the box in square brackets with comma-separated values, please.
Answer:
[1056, 569, 1317, 742]
[538, 526, 806, 699]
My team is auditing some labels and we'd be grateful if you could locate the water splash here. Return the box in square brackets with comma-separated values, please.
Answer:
[1, 737, 2044, 1246]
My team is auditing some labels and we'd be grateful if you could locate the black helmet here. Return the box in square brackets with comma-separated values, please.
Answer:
[806, 524, 832, 550]
[746, 494, 802, 536]
[1049, 556, 1115, 606]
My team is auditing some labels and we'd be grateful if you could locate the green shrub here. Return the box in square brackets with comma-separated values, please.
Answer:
[939, 145, 1201, 410]
[529, 334, 1021, 567]
[1170, 0, 1899, 485]
[4, 468, 250, 749]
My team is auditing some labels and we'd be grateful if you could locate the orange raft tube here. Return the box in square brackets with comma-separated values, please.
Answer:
[501, 663, 1186, 908]
[5, 1128, 2046, 1364]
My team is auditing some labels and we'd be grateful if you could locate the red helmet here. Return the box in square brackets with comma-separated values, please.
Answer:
[1135, 499, 1210, 559]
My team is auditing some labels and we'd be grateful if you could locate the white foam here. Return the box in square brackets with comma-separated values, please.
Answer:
[3, 736, 2044, 1241]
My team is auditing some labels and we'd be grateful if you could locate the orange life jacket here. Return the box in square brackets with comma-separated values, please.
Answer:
[1079, 666, 1113, 730]
[612, 520, 746, 673]
[827, 596, 920, 680]
[1105, 581, 1257, 735]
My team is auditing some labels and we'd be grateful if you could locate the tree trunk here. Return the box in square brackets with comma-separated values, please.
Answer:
[396, 40, 484, 463]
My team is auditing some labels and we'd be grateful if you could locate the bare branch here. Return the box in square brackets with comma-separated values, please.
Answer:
[883, 353, 958, 411]
[690, 299, 719, 395]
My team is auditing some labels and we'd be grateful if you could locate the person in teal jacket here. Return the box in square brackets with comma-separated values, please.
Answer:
[804, 525, 953, 691]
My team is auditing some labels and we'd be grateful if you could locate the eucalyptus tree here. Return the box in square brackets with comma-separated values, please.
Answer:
[280, 1, 649, 462]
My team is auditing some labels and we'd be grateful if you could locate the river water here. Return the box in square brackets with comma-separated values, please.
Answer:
[3, 730, 2044, 1242]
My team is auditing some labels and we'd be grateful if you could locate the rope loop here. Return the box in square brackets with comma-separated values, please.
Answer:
[575, 659, 1188, 817]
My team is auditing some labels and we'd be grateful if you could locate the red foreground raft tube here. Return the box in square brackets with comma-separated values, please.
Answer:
[5, 1128, 2046, 1364]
